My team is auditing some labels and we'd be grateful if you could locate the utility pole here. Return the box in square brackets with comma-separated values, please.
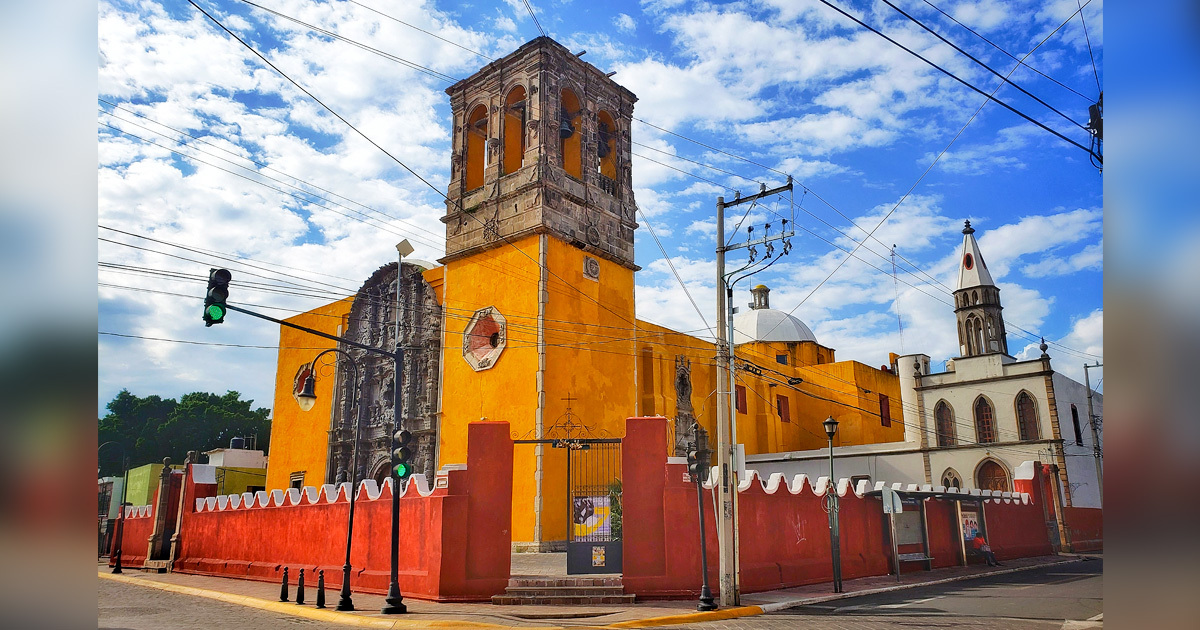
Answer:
[1083, 362, 1103, 506]
[713, 179, 792, 606]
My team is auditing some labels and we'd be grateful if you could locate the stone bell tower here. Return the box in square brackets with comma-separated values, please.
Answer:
[441, 36, 638, 269]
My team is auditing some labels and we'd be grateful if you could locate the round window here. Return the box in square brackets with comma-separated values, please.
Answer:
[963, 253, 974, 270]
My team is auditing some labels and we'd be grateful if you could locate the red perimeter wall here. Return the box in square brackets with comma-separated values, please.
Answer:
[111, 422, 513, 601]
[622, 416, 1059, 598]
[107, 504, 156, 569]
[1063, 507, 1103, 552]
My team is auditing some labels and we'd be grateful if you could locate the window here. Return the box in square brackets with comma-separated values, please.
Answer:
[776, 395, 790, 422]
[976, 460, 1009, 492]
[289, 471, 305, 489]
[735, 385, 747, 414]
[935, 400, 956, 447]
[878, 393, 891, 427]
[1071, 404, 1084, 445]
[776, 354, 788, 365]
[941, 469, 962, 489]
[974, 397, 996, 443]
[597, 110, 617, 195]
[503, 86, 527, 175]
[1015, 391, 1040, 441]
[465, 104, 488, 190]
[560, 88, 582, 179]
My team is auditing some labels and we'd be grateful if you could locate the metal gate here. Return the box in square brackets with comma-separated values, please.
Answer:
[567, 439, 622, 574]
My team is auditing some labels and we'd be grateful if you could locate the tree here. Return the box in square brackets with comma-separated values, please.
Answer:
[98, 389, 270, 476]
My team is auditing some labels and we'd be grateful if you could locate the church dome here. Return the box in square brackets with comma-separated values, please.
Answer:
[733, 308, 818, 345]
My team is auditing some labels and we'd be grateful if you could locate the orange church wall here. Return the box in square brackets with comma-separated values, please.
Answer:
[265, 297, 354, 491]
[437, 234, 544, 544]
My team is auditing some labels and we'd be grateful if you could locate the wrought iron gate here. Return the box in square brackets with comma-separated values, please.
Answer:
[567, 439, 622, 574]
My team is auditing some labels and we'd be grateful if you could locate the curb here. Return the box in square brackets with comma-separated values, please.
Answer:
[604, 606, 764, 628]
[99, 572, 514, 629]
[755, 556, 1088, 613]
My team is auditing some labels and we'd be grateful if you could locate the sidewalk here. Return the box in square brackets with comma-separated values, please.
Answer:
[98, 554, 1093, 629]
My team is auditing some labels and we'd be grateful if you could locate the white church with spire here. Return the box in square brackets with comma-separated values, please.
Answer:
[747, 220, 1103, 535]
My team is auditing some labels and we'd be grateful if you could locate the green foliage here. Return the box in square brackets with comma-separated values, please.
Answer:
[608, 479, 622, 541]
[97, 389, 270, 476]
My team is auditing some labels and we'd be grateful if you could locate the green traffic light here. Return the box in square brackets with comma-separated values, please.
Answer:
[394, 462, 409, 477]
[206, 303, 227, 321]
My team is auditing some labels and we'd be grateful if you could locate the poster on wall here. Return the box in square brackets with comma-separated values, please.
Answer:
[961, 509, 981, 540]
[572, 496, 611, 539]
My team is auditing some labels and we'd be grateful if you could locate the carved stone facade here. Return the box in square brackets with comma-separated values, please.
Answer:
[441, 36, 639, 271]
[673, 355, 695, 456]
[327, 262, 442, 485]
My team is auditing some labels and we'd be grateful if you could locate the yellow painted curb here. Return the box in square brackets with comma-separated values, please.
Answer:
[603, 605, 764, 628]
[99, 572, 518, 629]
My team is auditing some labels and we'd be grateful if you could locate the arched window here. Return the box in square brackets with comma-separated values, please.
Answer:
[935, 400, 956, 447]
[972, 316, 984, 355]
[976, 459, 1009, 492]
[941, 468, 963, 489]
[1071, 404, 1084, 445]
[1015, 391, 1040, 441]
[503, 86, 527, 175]
[465, 104, 488, 190]
[560, 88, 582, 179]
[974, 397, 996, 443]
[597, 110, 617, 194]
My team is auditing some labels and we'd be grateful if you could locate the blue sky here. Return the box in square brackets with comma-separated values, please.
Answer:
[97, 0, 1104, 416]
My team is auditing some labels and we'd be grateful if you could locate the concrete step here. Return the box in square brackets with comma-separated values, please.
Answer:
[491, 594, 636, 605]
[507, 576, 623, 588]
[504, 585, 627, 597]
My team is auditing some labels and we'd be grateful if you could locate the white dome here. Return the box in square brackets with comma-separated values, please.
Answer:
[733, 308, 818, 345]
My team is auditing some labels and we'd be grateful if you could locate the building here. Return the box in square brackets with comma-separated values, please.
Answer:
[263, 36, 909, 551]
[747, 221, 1104, 512]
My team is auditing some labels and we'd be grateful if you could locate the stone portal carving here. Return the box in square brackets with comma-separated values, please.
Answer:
[673, 355, 695, 456]
[328, 262, 443, 484]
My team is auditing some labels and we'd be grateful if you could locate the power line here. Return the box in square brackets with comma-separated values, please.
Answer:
[1076, 0, 1101, 95]
[347, 0, 494, 61]
[879, 0, 1086, 131]
[816, 0, 1097, 159]
[919, 0, 1093, 102]
[521, 0, 547, 37]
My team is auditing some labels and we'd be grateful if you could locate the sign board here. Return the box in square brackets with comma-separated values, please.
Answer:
[961, 508, 981, 541]
[881, 487, 903, 514]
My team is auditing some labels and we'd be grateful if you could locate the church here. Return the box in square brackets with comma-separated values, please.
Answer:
[260, 37, 1029, 552]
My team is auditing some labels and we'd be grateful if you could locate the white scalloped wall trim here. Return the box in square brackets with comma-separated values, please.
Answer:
[193, 473, 439, 513]
[718, 469, 1032, 504]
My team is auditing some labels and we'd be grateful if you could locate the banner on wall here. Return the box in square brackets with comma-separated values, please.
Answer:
[572, 496, 611, 538]
[961, 509, 981, 540]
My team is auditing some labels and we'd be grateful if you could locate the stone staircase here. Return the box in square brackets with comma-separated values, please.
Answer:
[492, 575, 635, 605]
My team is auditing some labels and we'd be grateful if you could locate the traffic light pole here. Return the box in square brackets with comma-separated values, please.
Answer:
[222, 301, 408, 612]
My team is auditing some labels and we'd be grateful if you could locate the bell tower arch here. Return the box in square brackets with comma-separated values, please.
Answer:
[954, 220, 1008, 357]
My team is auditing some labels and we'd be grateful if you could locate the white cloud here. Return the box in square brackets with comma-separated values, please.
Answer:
[1021, 242, 1103, 277]
[614, 13, 637, 33]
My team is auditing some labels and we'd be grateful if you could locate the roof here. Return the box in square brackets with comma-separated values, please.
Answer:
[733, 308, 818, 345]
[957, 220, 996, 291]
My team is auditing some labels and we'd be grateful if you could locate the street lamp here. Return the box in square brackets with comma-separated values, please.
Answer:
[99, 441, 129, 574]
[822, 416, 842, 593]
[382, 239, 412, 615]
[297, 348, 365, 612]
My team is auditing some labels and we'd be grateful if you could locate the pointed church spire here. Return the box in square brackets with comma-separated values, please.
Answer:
[953, 220, 1008, 357]
[956, 220, 996, 291]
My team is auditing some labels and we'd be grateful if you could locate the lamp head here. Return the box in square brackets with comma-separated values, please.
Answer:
[396, 239, 414, 257]
[297, 374, 318, 412]
[823, 416, 839, 440]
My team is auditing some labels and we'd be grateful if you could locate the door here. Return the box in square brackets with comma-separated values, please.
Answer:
[566, 439, 622, 574]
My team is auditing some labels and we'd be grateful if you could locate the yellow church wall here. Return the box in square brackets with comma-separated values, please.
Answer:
[437, 234, 546, 544]
[538, 238, 638, 542]
[264, 297, 353, 491]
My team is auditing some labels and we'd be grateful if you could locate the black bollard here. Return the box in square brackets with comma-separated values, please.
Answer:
[280, 567, 289, 602]
[315, 570, 326, 609]
[296, 568, 306, 605]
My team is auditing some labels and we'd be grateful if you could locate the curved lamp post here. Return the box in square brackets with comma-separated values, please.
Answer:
[822, 416, 842, 593]
[296, 348, 364, 612]
[99, 441, 129, 574]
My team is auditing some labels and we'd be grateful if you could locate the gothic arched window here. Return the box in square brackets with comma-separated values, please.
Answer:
[941, 468, 962, 489]
[560, 88, 582, 179]
[1016, 391, 1040, 441]
[465, 104, 488, 190]
[974, 397, 996, 443]
[935, 400, 956, 447]
[503, 85, 527, 175]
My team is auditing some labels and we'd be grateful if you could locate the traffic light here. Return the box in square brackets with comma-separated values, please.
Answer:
[203, 268, 231, 326]
[392, 429, 413, 479]
[687, 444, 707, 482]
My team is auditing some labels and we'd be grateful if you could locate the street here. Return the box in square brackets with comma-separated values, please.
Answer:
[99, 559, 1101, 630]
